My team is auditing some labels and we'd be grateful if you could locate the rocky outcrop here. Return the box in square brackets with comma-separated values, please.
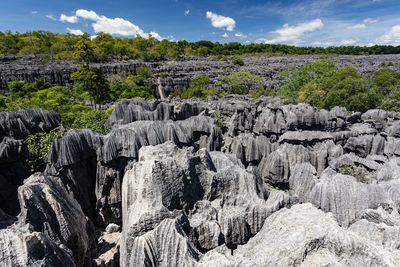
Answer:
[199, 204, 400, 266]
[120, 142, 289, 266]
[0, 172, 92, 266]
[2, 95, 400, 266]
[18, 173, 91, 266]
[0, 108, 60, 140]
[1, 55, 400, 95]
[0, 108, 60, 216]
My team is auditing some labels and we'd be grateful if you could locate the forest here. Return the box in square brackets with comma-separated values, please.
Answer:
[1, 30, 400, 61]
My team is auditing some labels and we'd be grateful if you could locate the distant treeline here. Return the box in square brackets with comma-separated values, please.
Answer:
[1, 30, 400, 61]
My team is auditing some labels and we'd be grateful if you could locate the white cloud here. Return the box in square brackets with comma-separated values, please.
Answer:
[206, 11, 236, 31]
[245, 40, 250, 43]
[364, 18, 378, 24]
[312, 41, 335, 46]
[60, 14, 78, 23]
[73, 9, 163, 39]
[149, 32, 163, 40]
[235, 32, 246, 38]
[339, 39, 356, 45]
[376, 25, 400, 45]
[372, 0, 382, 2]
[46, 14, 56, 21]
[184, 10, 190, 16]
[264, 19, 324, 44]
[222, 33, 229, 38]
[76, 9, 100, 21]
[348, 24, 367, 29]
[31, 11, 38, 14]
[67, 27, 84, 35]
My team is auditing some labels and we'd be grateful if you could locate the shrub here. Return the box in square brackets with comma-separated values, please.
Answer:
[108, 67, 154, 101]
[278, 60, 336, 104]
[371, 68, 400, 95]
[250, 88, 276, 98]
[27, 130, 65, 172]
[379, 87, 400, 112]
[220, 72, 265, 94]
[232, 55, 244, 66]
[337, 164, 368, 183]
[180, 75, 212, 99]
[71, 108, 113, 135]
[0, 95, 7, 111]
[216, 114, 224, 127]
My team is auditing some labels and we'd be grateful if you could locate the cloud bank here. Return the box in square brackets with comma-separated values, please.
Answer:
[206, 11, 236, 31]
[376, 25, 400, 45]
[67, 27, 84, 35]
[58, 9, 163, 40]
[60, 14, 78, 23]
[263, 19, 324, 44]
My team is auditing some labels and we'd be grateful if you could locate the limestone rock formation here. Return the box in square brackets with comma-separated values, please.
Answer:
[1, 54, 400, 95]
[0, 108, 61, 216]
[1, 96, 400, 266]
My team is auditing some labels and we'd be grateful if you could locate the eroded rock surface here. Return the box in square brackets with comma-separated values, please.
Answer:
[1, 54, 400, 95]
[2, 96, 400, 266]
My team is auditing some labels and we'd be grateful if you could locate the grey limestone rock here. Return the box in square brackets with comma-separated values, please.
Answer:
[309, 169, 400, 227]
[17, 173, 90, 266]
[0, 225, 76, 267]
[45, 129, 103, 219]
[0, 137, 30, 215]
[120, 142, 289, 266]
[3, 92, 400, 266]
[289, 163, 318, 203]
[0, 108, 60, 140]
[199, 203, 400, 266]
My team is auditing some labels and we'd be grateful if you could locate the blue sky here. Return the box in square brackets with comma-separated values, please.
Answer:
[1, 0, 400, 46]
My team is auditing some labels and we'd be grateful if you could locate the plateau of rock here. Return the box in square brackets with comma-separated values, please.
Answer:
[1, 54, 400, 95]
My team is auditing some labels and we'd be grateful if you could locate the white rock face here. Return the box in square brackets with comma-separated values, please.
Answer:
[199, 204, 400, 266]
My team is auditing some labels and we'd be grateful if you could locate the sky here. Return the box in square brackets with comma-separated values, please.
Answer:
[1, 0, 400, 46]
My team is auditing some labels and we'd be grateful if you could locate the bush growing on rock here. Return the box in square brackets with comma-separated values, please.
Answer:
[220, 72, 265, 95]
[109, 67, 154, 101]
[27, 130, 65, 172]
[232, 55, 244, 66]
[178, 75, 216, 99]
[71, 108, 113, 135]
[3, 82, 113, 133]
[8, 78, 51, 98]
[278, 61, 400, 112]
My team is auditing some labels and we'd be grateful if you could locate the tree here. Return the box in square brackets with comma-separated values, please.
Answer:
[71, 65, 109, 109]
[73, 37, 96, 63]
[71, 36, 109, 109]
[220, 72, 265, 94]
[180, 75, 213, 99]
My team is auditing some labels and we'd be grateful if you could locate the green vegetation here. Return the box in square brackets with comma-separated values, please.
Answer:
[70, 108, 113, 135]
[173, 71, 276, 99]
[216, 114, 224, 127]
[278, 61, 400, 113]
[8, 78, 51, 98]
[109, 67, 154, 101]
[220, 72, 265, 94]
[27, 130, 65, 172]
[232, 55, 244, 66]
[173, 75, 218, 99]
[1, 81, 114, 134]
[1, 31, 400, 60]
[337, 164, 368, 183]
